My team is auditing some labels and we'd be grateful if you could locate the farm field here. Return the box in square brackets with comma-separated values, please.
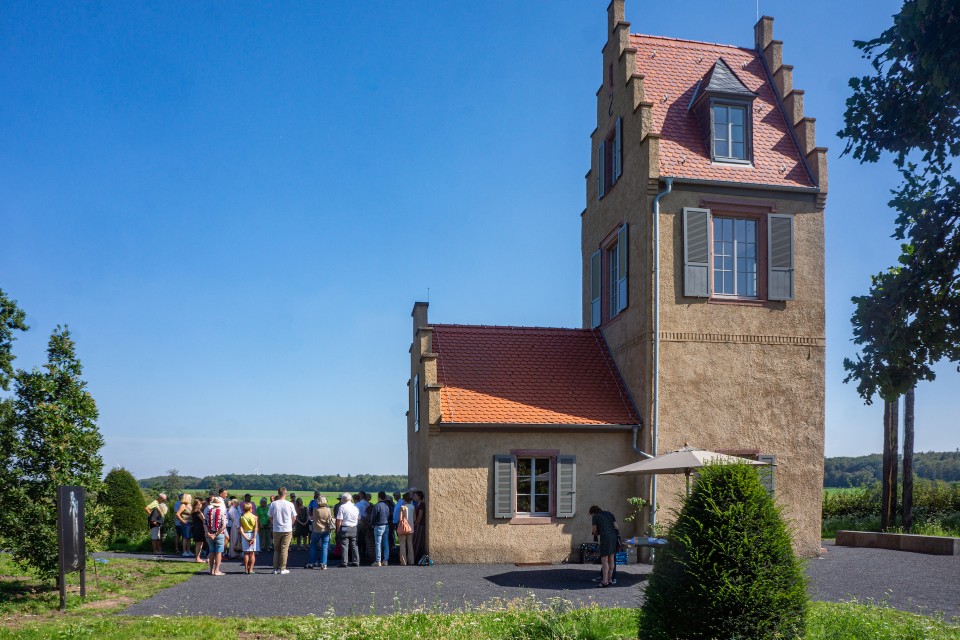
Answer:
[182, 489, 377, 504]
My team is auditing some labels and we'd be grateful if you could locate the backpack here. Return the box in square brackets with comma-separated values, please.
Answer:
[206, 507, 223, 533]
[417, 555, 433, 566]
[148, 506, 163, 528]
[397, 507, 412, 535]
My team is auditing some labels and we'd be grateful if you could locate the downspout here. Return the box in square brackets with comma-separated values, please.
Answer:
[651, 177, 673, 534]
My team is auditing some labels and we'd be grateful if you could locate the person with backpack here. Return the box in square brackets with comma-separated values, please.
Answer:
[306, 496, 334, 570]
[144, 493, 168, 555]
[397, 493, 414, 565]
[204, 497, 227, 576]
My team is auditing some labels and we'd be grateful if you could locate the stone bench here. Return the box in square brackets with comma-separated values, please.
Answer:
[835, 530, 960, 555]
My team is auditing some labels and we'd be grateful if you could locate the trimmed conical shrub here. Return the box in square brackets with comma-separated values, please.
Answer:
[639, 462, 807, 640]
[103, 467, 146, 539]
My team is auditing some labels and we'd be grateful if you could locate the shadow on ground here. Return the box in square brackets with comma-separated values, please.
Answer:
[484, 568, 648, 591]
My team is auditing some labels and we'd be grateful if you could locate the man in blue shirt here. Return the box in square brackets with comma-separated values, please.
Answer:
[370, 492, 392, 567]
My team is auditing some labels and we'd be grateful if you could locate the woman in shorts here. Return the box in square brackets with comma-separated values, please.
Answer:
[175, 494, 192, 557]
[204, 497, 227, 576]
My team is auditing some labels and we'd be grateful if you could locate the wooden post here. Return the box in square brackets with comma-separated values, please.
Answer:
[903, 388, 915, 532]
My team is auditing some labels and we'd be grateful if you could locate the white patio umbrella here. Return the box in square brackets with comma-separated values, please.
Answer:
[598, 445, 770, 496]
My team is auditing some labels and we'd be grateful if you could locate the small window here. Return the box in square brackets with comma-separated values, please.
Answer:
[516, 457, 551, 515]
[713, 104, 748, 161]
[712, 217, 758, 297]
[412, 374, 420, 432]
[597, 118, 622, 199]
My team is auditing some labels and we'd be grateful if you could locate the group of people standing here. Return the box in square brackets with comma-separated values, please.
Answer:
[146, 487, 427, 575]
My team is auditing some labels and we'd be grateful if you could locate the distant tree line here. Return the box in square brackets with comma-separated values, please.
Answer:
[137, 472, 409, 494]
[824, 451, 960, 487]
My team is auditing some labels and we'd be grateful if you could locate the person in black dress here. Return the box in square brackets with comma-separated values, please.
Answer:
[589, 505, 619, 587]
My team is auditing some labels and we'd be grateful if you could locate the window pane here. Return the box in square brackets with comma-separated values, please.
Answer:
[730, 106, 745, 125]
[732, 141, 745, 159]
[714, 271, 724, 293]
[745, 272, 757, 297]
[716, 138, 729, 157]
[745, 242, 755, 258]
[731, 124, 744, 143]
[537, 458, 551, 475]
[714, 106, 728, 125]
[724, 271, 733, 293]
[534, 495, 549, 514]
[737, 271, 747, 295]
[723, 218, 733, 237]
[517, 495, 531, 513]
[535, 480, 550, 496]
[517, 458, 531, 476]
[735, 220, 746, 242]
[724, 256, 733, 271]
[713, 218, 722, 239]
[517, 477, 531, 495]
[746, 219, 756, 239]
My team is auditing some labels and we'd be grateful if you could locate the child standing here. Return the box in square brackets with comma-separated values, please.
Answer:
[239, 502, 259, 574]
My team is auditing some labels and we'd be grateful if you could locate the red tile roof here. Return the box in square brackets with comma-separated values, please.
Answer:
[630, 34, 815, 189]
[430, 324, 640, 426]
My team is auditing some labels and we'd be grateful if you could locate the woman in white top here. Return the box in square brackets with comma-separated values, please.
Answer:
[227, 499, 241, 558]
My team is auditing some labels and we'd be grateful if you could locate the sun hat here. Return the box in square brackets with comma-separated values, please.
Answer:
[318, 496, 328, 506]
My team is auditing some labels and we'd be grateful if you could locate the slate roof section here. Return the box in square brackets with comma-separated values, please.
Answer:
[631, 34, 815, 189]
[430, 324, 640, 426]
[698, 57, 757, 99]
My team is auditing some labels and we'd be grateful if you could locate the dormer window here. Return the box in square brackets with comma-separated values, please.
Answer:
[713, 103, 748, 161]
[689, 58, 757, 165]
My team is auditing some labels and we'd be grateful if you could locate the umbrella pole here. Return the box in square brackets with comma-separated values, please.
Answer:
[685, 469, 691, 497]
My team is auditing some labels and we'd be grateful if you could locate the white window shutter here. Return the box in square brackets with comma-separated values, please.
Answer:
[682, 207, 711, 297]
[768, 214, 794, 300]
[617, 224, 628, 312]
[556, 455, 577, 518]
[493, 455, 515, 519]
[597, 141, 606, 199]
[758, 454, 776, 495]
[590, 250, 601, 328]
[614, 117, 623, 182]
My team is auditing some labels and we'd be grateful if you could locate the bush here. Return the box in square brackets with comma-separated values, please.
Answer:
[103, 467, 146, 539]
[639, 462, 807, 640]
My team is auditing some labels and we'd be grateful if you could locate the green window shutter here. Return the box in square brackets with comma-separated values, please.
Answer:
[556, 455, 577, 518]
[617, 224, 628, 312]
[768, 214, 794, 300]
[598, 141, 606, 199]
[493, 455, 515, 519]
[590, 250, 602, 328]
[614, 117, 623, 181]
[683, 207, 711, 297]
[758, 454, 776, 495]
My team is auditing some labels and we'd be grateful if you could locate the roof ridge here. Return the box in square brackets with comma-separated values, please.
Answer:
[429, 323, 589, 333]
[630, 33, 754, 53]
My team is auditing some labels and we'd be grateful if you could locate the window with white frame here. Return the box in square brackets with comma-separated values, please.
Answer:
[516, 457, 551, 515]
[713, 104, 748, 161]
[712, 216, 758, 297]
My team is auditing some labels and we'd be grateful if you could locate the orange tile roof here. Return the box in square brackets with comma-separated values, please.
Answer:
[631, 34, 815, 189]
[430, 324, 640, 426]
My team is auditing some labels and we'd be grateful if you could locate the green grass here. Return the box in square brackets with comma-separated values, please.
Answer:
[3, 554, 960, 639]
[824, 487, 860, 496]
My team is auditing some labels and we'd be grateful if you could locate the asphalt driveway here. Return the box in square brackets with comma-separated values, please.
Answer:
[115, 540, 960, 618]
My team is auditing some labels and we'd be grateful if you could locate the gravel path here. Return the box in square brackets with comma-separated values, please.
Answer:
[113, 540, 960, 618]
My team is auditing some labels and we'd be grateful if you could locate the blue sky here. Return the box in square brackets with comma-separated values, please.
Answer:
[1, 1, 955, 479]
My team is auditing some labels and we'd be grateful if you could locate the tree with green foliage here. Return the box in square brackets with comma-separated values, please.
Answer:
[839, 0, 960, 534]
[0, 288, 29, 391]
[1, 326, 106, 582]
[103, 467, 147, 539]
[639, 463, 807, 640]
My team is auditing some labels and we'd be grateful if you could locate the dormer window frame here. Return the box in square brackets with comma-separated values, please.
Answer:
[709, 97, 753, 166]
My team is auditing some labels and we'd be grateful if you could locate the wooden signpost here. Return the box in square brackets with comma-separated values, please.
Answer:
[56, 486, 86, 610]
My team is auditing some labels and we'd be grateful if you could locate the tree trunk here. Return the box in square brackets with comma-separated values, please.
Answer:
[880, 397, 900, 531]
[903, 387, 915, 532]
